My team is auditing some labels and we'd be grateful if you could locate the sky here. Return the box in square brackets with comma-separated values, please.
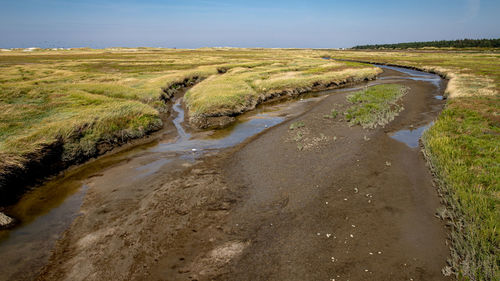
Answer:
[0, 0, 499, 49]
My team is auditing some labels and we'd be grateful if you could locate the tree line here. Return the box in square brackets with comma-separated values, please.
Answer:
[352, 38, 500, 49]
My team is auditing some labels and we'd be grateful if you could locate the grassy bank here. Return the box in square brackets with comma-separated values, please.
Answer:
[328, 49, 499, 280]
[184, 59, 379, 126]
[0, 48, 379, 201]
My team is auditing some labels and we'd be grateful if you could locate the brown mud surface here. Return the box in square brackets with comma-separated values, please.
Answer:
[35, 67, 451, 281]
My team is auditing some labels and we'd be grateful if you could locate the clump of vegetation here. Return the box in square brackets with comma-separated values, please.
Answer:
[344, 84, 407, 128]
[324, 109, 339, 119]
[329, 49, 499, 280]
[289, 121, 305, 130]
[292, 131, 303, 142]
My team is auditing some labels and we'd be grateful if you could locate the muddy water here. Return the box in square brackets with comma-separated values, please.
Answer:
[0, 64, 445, 281]
[378, 65, 442, 88]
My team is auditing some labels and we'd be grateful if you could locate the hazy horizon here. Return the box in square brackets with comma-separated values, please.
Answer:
[1, 0, 499, 49]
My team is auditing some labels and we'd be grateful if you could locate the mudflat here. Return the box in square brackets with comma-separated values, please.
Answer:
[36, 68, 451, 281]
[216, 70, 450, 280]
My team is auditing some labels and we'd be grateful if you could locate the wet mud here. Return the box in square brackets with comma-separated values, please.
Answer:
[216, 68, 449, 281]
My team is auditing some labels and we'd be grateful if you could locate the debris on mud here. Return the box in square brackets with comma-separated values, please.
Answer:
[0, 212, 15, 229]
[287, 125, 329, 151]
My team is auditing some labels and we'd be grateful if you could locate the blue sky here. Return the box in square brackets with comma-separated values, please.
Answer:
[0, 0, 499, 48]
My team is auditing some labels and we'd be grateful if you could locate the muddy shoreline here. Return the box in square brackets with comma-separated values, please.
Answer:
[25, 66, 453, 281]
[331, 57, 450, 82]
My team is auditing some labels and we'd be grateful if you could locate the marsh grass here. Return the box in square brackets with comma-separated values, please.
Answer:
[0, 48, 379, 189]
[345, 84, 407, 128]
[423, 95, 499, 280]
[185, 58, 381, 118]
[324, 109, 339, 119]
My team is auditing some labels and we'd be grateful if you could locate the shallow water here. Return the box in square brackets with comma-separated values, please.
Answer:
[389, 123, 433, 148]
[0, 185, 88, 280]
[376, 64, 441, 88]
[153, 115, 285, 153]
[0, 64, 444, 281]
[172, 98, 190, 140]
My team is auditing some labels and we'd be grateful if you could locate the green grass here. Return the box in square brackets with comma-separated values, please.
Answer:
[423, 96, 499, 280]
[328, 49, 500, 280]
[345, 84, 407, 128]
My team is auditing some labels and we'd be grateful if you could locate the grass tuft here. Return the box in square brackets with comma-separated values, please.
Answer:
[324, 109, 339, 119]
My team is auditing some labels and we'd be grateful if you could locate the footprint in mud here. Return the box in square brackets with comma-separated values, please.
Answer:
[275, 196, 289, 209]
